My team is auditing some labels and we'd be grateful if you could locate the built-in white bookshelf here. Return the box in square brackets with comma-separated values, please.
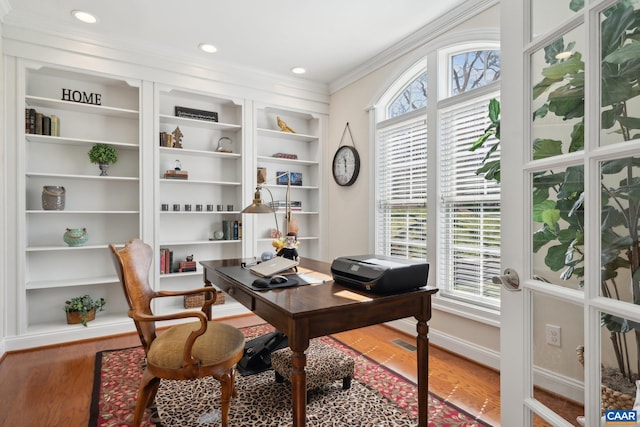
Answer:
[253, 105, 322, 260]
[155, 86, 245, 314]
[5, 55, 327, 351]
[21, 65, 141, 335]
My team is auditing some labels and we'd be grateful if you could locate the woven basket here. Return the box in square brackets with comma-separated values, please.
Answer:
[183, 291, 225, 309]
[576, 345, 635, 412]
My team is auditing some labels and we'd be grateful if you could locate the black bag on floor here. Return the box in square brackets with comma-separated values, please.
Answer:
[237, 331, 288, 376]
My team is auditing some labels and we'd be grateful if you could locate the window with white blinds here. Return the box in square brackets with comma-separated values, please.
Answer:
[376, 113, 427, 258]
[439, 96, 501, 305]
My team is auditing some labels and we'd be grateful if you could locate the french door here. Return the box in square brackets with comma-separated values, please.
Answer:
[501, 0, 640, 425]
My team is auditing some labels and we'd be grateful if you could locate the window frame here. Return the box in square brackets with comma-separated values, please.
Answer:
[372, 39, 502, 319]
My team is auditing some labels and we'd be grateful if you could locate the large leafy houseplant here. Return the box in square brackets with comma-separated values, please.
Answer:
[471, 0, 640, 395]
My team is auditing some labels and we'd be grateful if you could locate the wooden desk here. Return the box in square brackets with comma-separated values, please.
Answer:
[201, 258, 438, 427]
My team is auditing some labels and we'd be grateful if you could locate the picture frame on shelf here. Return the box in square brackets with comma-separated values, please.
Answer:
[257, 167, 267, 184]
[174, 106, 218, 122]
[277, 171, 302, 186]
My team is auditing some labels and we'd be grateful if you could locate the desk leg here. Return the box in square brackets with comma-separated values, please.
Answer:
[416, 319, 429, 427]
[290, 342, 308, 426]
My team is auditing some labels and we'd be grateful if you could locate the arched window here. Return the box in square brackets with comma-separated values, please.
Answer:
[374, 43, 502, 308]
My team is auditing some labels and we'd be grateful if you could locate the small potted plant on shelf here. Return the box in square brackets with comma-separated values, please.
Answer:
[64, 294, 106, 326]
[87, 143, 118, 176]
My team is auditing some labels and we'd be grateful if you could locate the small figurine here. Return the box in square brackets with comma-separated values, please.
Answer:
[174, 159, 182, 171]
[186, 254, 194, 262]
[277, 116, 296, 133]
[172, 126, 183, 148]
[276, 232, 300, 263]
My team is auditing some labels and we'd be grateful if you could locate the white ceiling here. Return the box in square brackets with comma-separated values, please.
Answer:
[2, 0, 468, 87]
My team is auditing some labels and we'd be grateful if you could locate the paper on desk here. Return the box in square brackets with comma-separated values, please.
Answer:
[295, 267, 333, 284]
[296, 273, 325, 284]
[334, 290, 372, 302]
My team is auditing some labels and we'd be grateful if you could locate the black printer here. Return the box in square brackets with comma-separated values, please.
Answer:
[331, 254, 429, 294]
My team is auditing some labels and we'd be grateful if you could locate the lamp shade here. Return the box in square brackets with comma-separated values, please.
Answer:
[241, 188, 275, 214]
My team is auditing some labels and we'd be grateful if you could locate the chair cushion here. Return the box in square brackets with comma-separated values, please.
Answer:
[147, 321, 245, 370]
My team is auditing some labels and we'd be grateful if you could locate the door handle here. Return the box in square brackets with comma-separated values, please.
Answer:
[492, 268, 520, 291]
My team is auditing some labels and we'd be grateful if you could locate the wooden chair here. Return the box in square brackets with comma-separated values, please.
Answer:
[109, 239, 245, 427]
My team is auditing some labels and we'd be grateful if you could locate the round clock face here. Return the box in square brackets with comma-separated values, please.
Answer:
[332, 146, 360, 186]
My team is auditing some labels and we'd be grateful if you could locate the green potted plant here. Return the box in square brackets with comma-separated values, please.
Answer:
[470, 0, 640, 407]
[64, 294, 106, 326]
[88, 143, 118, 176]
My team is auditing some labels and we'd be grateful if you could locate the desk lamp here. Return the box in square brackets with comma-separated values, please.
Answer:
[241, 171, 292, 238]
[239, 171, 293, 375]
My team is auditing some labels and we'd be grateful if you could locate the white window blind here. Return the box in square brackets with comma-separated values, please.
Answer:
[376, 114, 427, 259]
[439, 97, 501, 304]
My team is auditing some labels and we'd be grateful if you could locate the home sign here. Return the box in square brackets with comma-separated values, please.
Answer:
[61, 88, 102, 105]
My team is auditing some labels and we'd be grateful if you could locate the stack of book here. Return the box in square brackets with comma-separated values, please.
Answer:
[221, 220, 242, 240]
[159, 248, 173, 274]
[269, 200, 302, 211]
[178, 261, 197, 273]
[163, 170, 188, 179]
[25, 108, 60, 136]
[159, 132, 175, 147]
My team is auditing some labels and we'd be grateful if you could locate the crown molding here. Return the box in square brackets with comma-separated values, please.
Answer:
[329, 0, 498, 94]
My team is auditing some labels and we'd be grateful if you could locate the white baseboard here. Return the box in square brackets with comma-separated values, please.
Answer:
[385, 318, 584, 404]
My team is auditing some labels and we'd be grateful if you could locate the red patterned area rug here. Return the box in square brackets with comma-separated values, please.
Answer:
[90, 324, 491, 426]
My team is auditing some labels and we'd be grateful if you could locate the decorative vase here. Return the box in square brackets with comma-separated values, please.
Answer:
[66, 308, 96, 325]
[98, 163, 109, 176]
[63, 227, 88, 247]
[42, 186, 65, 210]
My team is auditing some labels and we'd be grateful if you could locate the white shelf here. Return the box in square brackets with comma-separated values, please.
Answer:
[27, 210, 139, 214]
[256, 155, 318, 166]
[26, 244, 121, 251]
[159, 270, 203, 279]
[159, 178, 241, 186]
[27, 172, 139, 181]
[26, 134, 139, 150]
[159, 114, 241, 131]
[160, 211, 241, 215]
[26, 95, 139, 118]
[263, 183, 319, 191]
[160, 146, 241, 159]
[257, 128, 317, 142]
[159, 240, 241, 246]
[27, 275, 118, 290]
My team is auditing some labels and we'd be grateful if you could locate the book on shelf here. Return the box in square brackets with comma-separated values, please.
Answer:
[25, 109, 60, 136]
[42, 116, 51, 135]
[159, 132, 175, 147]
[269, 200, 302, 210]
[35, 112, 43, 135]
[159, 247, 174, 274]
[163, 170, 188, 179]
[50, 114, 60, 136]
[220, 220, 241, 240]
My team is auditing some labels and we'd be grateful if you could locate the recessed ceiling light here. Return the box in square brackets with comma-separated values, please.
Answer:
[291, 67, 306, 75]
[71, 10, 97, 24]
[198, 43, 218, 53]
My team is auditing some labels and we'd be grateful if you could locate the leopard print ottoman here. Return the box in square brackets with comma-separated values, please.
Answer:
[271, 339, 355, 393]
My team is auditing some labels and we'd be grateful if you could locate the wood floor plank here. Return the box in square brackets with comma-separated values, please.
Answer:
[0, 314, 584, 426]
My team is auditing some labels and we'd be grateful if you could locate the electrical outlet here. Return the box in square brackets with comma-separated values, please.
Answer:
[545, 324, 561, 347]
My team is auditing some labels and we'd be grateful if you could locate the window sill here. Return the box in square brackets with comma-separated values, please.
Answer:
[432, 294, 500, 328]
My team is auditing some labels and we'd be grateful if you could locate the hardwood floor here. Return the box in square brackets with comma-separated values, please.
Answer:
[0, 314, 583, 426]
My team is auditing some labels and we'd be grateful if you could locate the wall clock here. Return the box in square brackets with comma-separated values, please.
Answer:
[332, 122, 360, 186]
